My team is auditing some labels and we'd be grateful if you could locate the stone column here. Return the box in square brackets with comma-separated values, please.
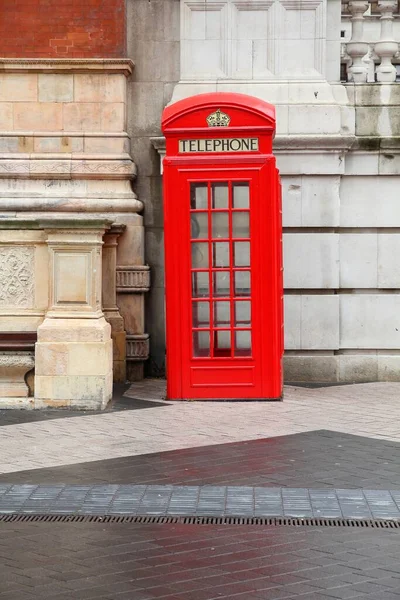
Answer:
[102, 224, 127, 383]
[346, 0, 370, 82]
[375, 0, 399, 82]
[35, 219, 113, 410]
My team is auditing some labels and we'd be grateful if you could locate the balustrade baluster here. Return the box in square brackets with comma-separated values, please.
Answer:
[346, 0, 369, 82]
[375, 0, 398, 82]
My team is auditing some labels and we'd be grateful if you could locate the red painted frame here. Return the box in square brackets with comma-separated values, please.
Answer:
[162, 93, 283, 400]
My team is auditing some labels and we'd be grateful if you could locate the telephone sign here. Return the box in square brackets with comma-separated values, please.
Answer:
[162, 93, 283, 400]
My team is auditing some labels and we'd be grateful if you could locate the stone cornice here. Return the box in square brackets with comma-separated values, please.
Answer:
[153, 134, 400, 155]
[0, 59, 134, 75]
[273, 135, 356, 152]
[0, 156, 137, 179]
[151, 135, 357, 154]
[0, 217, 113, 230]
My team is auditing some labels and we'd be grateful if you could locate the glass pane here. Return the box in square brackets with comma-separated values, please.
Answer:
[212, 242, 230, 267]
[193, 331, 210, 357]
[234, 271, 251, 297]
[233, 183, 249, 209]
[191, 242, 209, 269]
[192, 272, 209, 298]
[232, 212, 249, 238]
[191, 183, 208, 209]
[233, 242, 250, 267]
[214, 330, 231, 355]
[214, 301, 230, 327]
[235, 331, 251, 356]
[212, 183, 229, 209]
[192, 301, 210, 328]
[235, 301, 251, 326]
[212, 212, 229, 239]
[213, 271, 230, 297]
[191, 213, 208, 239]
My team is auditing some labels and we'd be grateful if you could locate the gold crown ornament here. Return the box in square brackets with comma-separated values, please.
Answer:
[206, 109, 231, 127]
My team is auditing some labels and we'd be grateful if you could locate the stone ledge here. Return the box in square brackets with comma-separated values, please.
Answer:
[0, 59, 134, 76]
[0, 197, 142, 213]
[116, 266, 150, 293]
[126, 334, 150, 362]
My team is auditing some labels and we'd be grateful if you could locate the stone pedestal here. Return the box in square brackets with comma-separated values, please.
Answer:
[102, 224, 126, 383]
[0, 352, 34, 407]
[35, 219, 113, 410]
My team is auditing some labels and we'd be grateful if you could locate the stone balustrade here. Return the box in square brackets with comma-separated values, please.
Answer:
[342, 0, 399, 82]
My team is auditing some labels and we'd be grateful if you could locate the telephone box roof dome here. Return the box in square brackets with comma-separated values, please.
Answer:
[162, 92, 275, 130]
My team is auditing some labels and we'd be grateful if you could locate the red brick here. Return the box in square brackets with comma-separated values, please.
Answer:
[0, 0, 126, 57]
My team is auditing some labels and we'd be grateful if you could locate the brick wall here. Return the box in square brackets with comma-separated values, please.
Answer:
[0, 0, 126, 58]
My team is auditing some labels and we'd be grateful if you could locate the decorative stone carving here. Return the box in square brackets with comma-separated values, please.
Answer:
[0, 247, 34, 308]
[126, 334, 150, 361]
[116, 266, 150, 293]
[0, 351, 34, 399]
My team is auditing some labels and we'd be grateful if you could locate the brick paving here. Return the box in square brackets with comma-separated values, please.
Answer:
[2, 428, 400, 490]
[3, 380, 400, 599]
[0, 384, 166, 427]
[2, 521, 400, 599]
[2, 381, 400, 475]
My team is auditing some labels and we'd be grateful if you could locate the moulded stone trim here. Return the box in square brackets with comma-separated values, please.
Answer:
[126, 334, 150, 361]
[0, 59, 134, 76]
[70, 159, 137, 178]
[0, 158, 137, 180]
[0, 160, 30, 174]
[233, 1, 275, 9]
[116, 266, 150, 293]
[280, 0, 322, 9]
[0, 198, 143, 213]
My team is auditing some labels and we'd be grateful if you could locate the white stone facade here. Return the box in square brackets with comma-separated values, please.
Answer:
[147, 0, 400, 383]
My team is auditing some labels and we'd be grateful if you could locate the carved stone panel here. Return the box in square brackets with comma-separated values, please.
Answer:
[0, 246, 34, 308]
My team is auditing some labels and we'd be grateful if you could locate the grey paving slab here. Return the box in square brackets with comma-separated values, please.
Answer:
[0, 484, 400, 519]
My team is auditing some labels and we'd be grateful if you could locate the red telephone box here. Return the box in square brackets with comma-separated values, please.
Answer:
[162, 93, 283, 400]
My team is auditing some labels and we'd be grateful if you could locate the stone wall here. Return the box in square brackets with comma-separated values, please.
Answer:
[126, 0, 180, 374]
[0, 59, 149, 383]
[138, 0, 400, 384]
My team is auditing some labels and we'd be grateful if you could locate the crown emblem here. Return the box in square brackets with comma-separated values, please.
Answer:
[206, 109, 231, 127]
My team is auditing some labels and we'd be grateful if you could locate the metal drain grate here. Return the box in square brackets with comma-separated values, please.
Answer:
[1, 514, 400, 527]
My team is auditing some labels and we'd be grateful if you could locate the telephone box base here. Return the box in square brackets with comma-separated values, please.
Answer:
[167, 396, 283, 402]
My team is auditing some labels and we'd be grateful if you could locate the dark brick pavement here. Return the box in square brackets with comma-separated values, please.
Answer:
[2, 430, 400, 490]
[1, 521, 400, 599]
[0, 385, 168, 427]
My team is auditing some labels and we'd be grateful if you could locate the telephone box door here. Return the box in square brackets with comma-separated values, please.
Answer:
[165, 162, 280, 400]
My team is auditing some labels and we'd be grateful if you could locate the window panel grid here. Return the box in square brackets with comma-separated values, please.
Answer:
[190, 180, 252, 359]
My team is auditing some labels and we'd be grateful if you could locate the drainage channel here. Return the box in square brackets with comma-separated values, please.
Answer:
[1, 514, 400, 528]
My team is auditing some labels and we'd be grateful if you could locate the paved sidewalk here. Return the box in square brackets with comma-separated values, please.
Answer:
[1, 382, 400, 475]
[2, 381, 400, 600]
